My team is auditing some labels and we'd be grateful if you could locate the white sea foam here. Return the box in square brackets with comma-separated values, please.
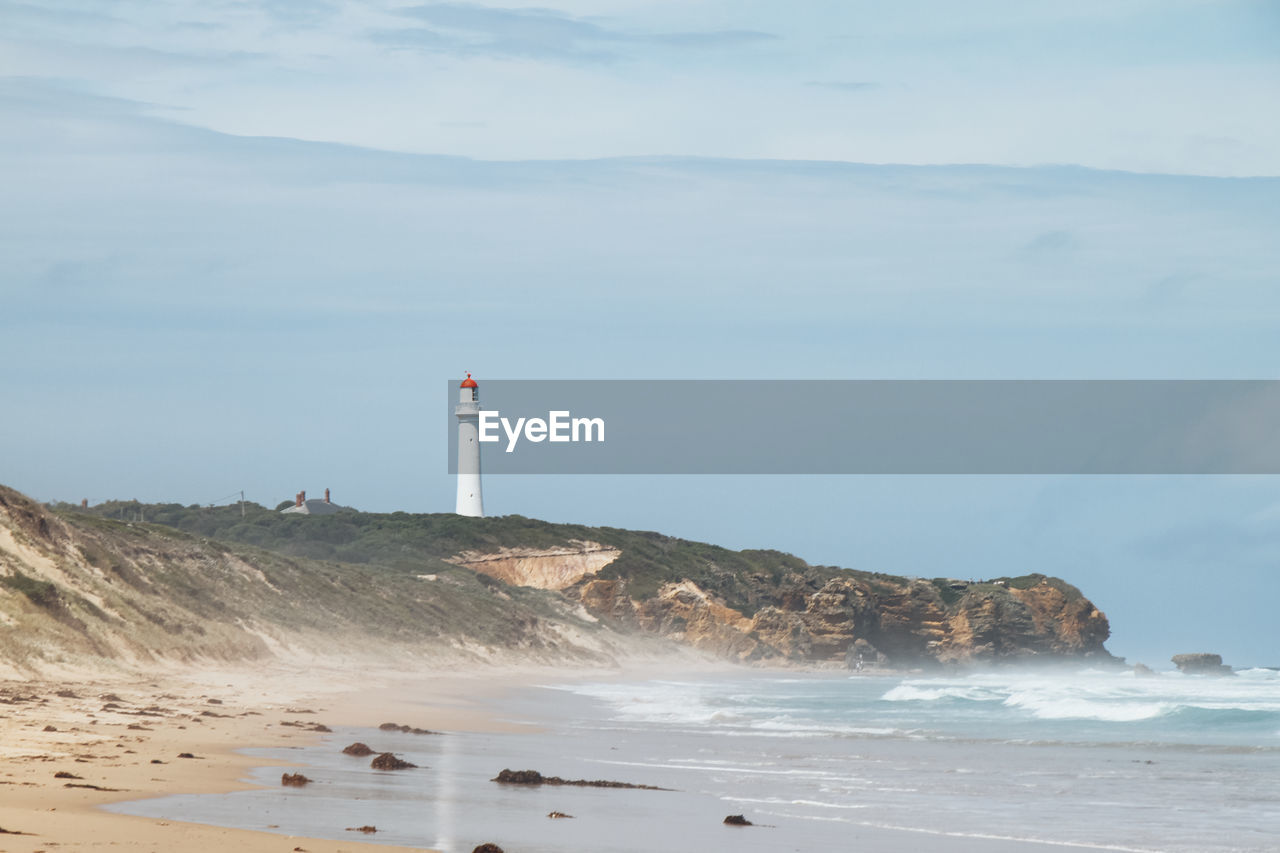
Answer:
[878, 669, 1280, 726]
[722, 796, 868, 810]
[880, 683, 999, 703]
[585, 757, 839, 777]
[1002, 692, 1173, 722]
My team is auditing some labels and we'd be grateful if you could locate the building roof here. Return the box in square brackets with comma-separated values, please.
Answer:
[280, 499, 344, 515]
[460, 372, 478, 389]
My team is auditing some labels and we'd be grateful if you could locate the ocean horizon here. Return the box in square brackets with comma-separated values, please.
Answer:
[108, 666, 1280, 852]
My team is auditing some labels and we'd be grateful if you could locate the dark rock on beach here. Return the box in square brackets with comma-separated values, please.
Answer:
[371, 752, 417, 770]
[342, 742, 375, 756]
[547, 811, 574, 819]
[281, 773, 311, 787]
[724, 814, 753, 826]
[472, 845, 504, 853]
[492, 768, 667, 790]
[379, 722, 441, 735]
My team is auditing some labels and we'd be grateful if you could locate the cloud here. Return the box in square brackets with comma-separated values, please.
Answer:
[0, 1, 121, 30]
[1021, 229, 1077, 253]
[806, 80, 879, 93]
[378, 2, 776, 62]
[257, 0, 340, 27]
[644, 30, 777, 48]
[1139, 272, 1202, 309]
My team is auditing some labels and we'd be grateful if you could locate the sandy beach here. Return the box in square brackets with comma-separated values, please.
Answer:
[0, 657, 577, 853]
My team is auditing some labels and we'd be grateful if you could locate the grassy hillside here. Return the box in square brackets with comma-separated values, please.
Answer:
[2, 488, 625, 672]
[59, 500, 911, 614]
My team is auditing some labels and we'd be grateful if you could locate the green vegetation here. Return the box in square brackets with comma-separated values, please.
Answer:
[0, 570, 60, 609]
[930, 579, 964, 606]
[990, 573, 1085, 601]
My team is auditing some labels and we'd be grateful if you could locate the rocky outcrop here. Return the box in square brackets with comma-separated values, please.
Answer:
[447, 541, 620, 590]
[1171, 653, 1233, 675]
[633, 580, 760, 659]
[379, 722, 440, 735]
[370, 753, 417, 770]
[491, 769, 667, 790]
[569, 572, 1113, 667]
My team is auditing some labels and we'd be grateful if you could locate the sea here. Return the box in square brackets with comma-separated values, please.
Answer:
[109, 667, 1280, 852]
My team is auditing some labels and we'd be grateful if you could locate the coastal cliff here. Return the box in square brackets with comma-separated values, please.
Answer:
[2, 486, 1113, 671]
[570, 571, 1110, 665]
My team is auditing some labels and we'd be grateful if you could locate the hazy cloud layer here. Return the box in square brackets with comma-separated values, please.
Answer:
[375, 3, 775, 62]
[1, 0, 1276, 172]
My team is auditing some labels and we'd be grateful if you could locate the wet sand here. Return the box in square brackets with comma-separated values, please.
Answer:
[0, 658, 567, 853]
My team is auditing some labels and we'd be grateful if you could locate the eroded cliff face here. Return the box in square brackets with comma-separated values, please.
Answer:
[446, 542, 621, 590]
[571, 571, 1112, 666]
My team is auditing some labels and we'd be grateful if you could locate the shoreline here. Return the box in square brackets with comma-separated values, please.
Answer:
[5, 659, 1236, 853]
[0, 657, 661, 853]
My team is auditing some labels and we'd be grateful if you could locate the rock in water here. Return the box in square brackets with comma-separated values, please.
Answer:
[547, 811, 574, 819]
[342, 742, 375, 756]
[723, 814, 753, 826]
[491, 768, 668, 790]
[371, 752, 417, 770]
[1171, 653, 1234, 675]
[472, 845, 504, 853]
[346, 826, 378, 833]
[281, 773, 310, 787]
[379, 722, 441, 735]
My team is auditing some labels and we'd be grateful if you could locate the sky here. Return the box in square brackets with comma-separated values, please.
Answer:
[2, 1, 1279, 666]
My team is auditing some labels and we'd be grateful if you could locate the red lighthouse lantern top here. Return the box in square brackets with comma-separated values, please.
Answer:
[460, 372, 478, 389]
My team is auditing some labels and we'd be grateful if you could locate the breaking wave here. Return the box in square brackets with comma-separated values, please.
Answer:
[880, 668, 1280, 731]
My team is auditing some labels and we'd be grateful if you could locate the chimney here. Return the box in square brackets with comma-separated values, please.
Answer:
[295, 491, 303, 507]
[81, 498, 88, 509]
[300, 490, 306, 504]
[324, 488, 330, 504]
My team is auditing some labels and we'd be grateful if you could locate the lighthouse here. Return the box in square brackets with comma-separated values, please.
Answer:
[455, 373, 484, 517]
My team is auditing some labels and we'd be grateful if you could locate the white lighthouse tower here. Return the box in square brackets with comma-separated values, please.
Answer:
[455, 373, 484, 517]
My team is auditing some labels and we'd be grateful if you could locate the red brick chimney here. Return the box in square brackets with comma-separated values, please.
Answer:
[81, 498, 88, 508]
[324, 488, 330, 504]
[295, 491, 303, 507]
